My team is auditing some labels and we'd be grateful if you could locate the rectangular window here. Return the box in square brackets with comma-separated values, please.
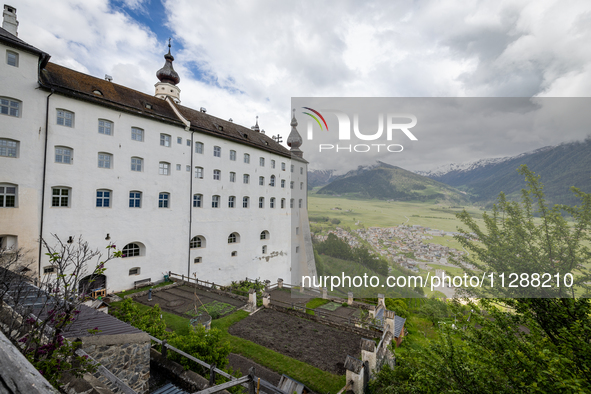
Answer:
[259, 176, 264, 186]
[160, 134, 171, 147]
[300, 182, 303, 190]
[243, 174, 249, 184]
[159, 193, 169, 208]
[176, 164, 181, 171]
[195, 142, 203, 154]
[51, 188, 69, 207]
[129, 191, 141, 208]
[131, 127, 144, 141]
[299, 199, 303, 208]
[281, 180, 285, 188]
[177, 137, 182, 144]
[296, 246, 300, 253]
[259, 197, 264, 208]
[98, 153, 112, 169]
[187, 139, 191, 146]
[57, 110, 73, 127]
[98, 120, 113, 135]
[281, 162, 286, 171]
[1, 98, 20, 117]
[229, 172, 236, 182]
[243, 197, 249, 208]
[0, 139, 17, 158]
[230, 150, 236, 161]
[270, 198, 275, 208]
[159, 162, 170, 175]
[0, 185, 16, 207]
[244, 153, 250, 164]
[131, 157, 142, 172]
[55, 147, 72, 164]
[228, 196, 235, 208]
[186, 165, 190, 172]
[193, 194, 202, 207]
[195, 167, 203, 178]
[290, 199, 294, 208]
[260, 157, 265, 167]
[212, 195, 220, 208]
[271, 160, 275, 169]
[96, 190, 110, 207]
[300, 167, 304, 175]
[214, 146, 221, 157]
[6, 51, 18, 67]
[213, 169, 221, 180]
[290, 181, 294, 189]
[291, 164, 294, 173]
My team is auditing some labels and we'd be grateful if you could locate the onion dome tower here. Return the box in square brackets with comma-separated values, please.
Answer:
[287, 109, 303, 158]
[155, 38, 181, 103]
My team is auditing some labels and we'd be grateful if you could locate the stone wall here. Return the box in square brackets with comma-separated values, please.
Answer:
[79, 333, 151, 394]
[124, 281, 181, 299]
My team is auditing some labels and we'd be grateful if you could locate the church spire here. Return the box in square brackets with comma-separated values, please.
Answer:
[154, 38, 181, 103]
[156, 38, 180, 85]
[287, 109, 303, 158]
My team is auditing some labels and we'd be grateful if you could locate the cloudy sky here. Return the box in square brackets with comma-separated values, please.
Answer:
[12, 0, 591, 171]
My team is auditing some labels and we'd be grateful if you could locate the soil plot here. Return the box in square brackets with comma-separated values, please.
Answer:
[228, 309, 362, 374]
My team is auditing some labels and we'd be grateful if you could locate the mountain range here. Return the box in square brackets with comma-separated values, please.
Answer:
[309, 139, 591, 206]
[315, 162, 470, 204]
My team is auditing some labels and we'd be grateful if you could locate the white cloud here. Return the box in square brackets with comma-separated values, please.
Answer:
[11, 0, 591, 171]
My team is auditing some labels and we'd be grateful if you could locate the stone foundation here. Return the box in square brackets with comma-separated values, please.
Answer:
[79, 333, 151, 394]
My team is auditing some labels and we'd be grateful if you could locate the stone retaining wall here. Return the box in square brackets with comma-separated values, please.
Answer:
[79, 333, 151, 394]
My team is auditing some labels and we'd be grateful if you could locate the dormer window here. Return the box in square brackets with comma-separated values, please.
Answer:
[93, 90, 102, 96]
[145, 103, 152, 109]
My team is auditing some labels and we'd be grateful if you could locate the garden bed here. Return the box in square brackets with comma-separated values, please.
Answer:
[228, 308, 362, 375]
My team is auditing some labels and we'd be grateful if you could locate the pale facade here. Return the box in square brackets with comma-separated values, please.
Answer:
[0, 8, 316, 292]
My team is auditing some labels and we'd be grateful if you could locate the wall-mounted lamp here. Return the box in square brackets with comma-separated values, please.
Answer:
[67, 236, 73, 244]
[105, 233, 110, 240]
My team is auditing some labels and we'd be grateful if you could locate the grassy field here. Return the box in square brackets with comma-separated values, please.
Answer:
[308, 194, 485, 233]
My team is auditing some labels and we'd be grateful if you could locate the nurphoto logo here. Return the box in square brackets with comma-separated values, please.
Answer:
[302, 107, 418, 153]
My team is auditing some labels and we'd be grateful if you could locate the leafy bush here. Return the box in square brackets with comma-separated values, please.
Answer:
[111, 298, 168, 338]
[167, 325, 231, 375]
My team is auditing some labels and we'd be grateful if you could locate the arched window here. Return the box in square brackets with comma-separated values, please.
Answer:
[260, 230, 269, 240]
[259, 197, 264, 208]
[259, 176, 265, 186]
[190, 236, 205, 248]
[212, 195, 220, 208]
[1, 184, 19, 207]
[122, 243, 142, 258]
[0, 139, 18, 158]
[270, 175, 275, 187]
[243, 196, 249, 208]
[270, 198, 276, 208]
[195, 142, 204, 154]
[228, 196, 236, 208]
[1, 97, 21, 117]
[55, 146, 73, 164]
[56, 109, 73, 127]
[228, 232, 240, 244]
[193, 194, 202, 208]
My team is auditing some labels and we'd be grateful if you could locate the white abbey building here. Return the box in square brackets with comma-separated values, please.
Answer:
[0, 6, 317, 292]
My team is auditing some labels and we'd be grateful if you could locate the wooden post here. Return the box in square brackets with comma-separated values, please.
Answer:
[248, 367, 256, 394]
[209, 363, 216, 386]
[161, 340, 167, 358]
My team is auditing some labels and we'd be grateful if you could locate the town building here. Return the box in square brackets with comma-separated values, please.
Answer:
[0, 5, 316, 292]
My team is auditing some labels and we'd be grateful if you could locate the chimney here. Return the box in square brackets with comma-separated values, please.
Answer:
[2, 5, 18, 36]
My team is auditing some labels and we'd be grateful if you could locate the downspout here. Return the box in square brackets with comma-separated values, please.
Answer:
[38, 89, 54, 279]
[188, 131, 194, 277]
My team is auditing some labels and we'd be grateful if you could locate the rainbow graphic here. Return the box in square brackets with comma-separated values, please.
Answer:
[302, 107, 329, 131]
